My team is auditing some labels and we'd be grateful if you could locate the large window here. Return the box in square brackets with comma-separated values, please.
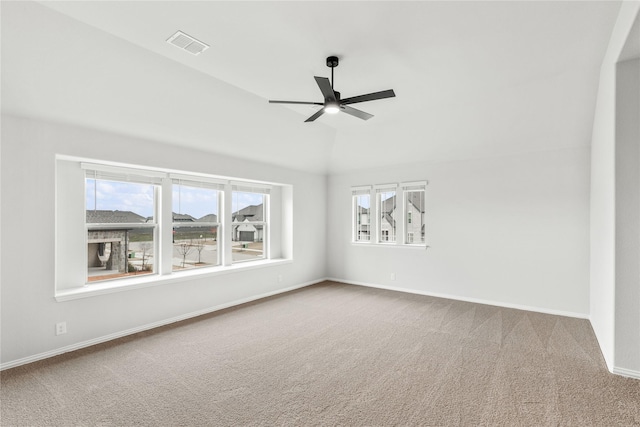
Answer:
[351, 181, 427, 247]
[71, 161, 279, 287]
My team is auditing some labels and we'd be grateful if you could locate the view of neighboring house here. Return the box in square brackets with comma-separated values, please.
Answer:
[173, 213, 197, 223]
[378, 194, 425, 243]
[355, 205, 370, 241]
[86, 210, 148, 274]
[232, 204, 264, 242]
[87, 210, 221, 275]
[87, 206, 259, 276]
[404, 192, 425, 243]
[172, 213, 218, 242]
[380, 196, 397, 242]
[197, 214, 218, 223]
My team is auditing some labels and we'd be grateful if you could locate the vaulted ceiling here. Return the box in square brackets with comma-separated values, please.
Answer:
[1, 1, 622, 174]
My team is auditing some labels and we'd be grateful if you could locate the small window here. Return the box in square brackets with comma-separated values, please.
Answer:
[352, 192, 371, 242]
[404, 188, 426, 245]
[377, 188, 396, 243]
[86, 177, 157, 282]
[172, 181, 220, 271]
[232, 190, 267, 263]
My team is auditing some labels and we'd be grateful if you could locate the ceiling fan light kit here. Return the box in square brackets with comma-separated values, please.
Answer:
[324, 101, 340, 114]
[269, 56, 396, 122]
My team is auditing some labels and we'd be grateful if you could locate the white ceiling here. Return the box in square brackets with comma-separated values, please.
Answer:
[1, 1, 622, 174]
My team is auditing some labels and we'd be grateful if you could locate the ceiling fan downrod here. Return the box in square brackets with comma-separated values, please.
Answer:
[326, 56, 339, 90]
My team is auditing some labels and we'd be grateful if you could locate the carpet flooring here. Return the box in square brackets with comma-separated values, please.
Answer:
[1, 281, 639, 426]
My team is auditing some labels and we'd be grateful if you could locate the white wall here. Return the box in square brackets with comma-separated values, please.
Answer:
[327, 148, 591, 316]
[614, 57, 640, 374]
[0, 1, 336, 175]
[0, 115, 327, 367]
[590, 2, 640, 373]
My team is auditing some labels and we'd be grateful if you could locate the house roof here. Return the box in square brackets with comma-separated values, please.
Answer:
[172, 213, 196, 222]
[380, 192, 425, 215]
[197, 214, 218, 223]
[406, 192, 425, 214]
[356, 205, 369, 215]
[232, 204, 264, 222]
[379, 192, 425, 228]
[86, 210, 148, 224]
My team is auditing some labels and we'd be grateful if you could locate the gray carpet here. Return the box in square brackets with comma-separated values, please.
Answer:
[1, 281, 639, 426]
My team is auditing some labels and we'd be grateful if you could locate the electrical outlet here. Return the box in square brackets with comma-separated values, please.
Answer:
[390, 273, 396, 281]
[277, 274, 283, 283]
[55, 322, 67, 336]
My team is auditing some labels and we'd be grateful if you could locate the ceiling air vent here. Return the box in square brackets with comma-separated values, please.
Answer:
[166, 31, 209, 56]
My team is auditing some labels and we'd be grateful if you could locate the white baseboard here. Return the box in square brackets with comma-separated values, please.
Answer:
[0, 278, 327, 371]
[613, 367, 640, 380]
[327, 277, 590, 319]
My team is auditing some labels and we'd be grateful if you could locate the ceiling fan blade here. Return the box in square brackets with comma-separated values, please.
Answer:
[269, 100, 323, 105]
[304, 108, 325, 122]
[314, 76, 336, 102]
[341, 89, 396, 105]
[341, 105, 373, 121]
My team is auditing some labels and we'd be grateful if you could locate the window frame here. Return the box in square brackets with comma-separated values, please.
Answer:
[351, 181, 428, 248]
[401, 183, 427, 246]
[231, 189, 269, 264]
[77, 161, 276, 287]
[55, 156, 292, 301]
[84, 168, 162, 283]
[375, 185, 397, 244]
[171, 179, 222, 272]
[351, 186, 372, 243]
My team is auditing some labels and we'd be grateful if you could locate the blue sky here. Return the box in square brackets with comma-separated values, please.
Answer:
[173, 184, 218, 218]
[86, 179, 155, 217]
[355, 195, 370, 209]
[355, 192, 395, 210]
[86, 179, 263, 219]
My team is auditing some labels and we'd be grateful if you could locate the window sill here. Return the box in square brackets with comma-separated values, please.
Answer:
[351, 242, 429, 249]
[55, 258, 293, 302]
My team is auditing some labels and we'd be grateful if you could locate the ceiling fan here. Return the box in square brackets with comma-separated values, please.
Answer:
[269, 56, 396, 122]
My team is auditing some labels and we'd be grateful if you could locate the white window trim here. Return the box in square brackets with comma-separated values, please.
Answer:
[402, 183, 427, 246]
[375, 184, 398, 244]
[351, 181, 428, 248]
[57, 156, 290, 299]
[55, 259, 294, 302]
[171, 180, 223, 270]
[351, 186, 372, 243]
[231, 189, 269, 263]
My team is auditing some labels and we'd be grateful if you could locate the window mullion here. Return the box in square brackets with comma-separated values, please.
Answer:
[264, 195, 270, 259]
[159, 177, 173, 275]
[396, 185, 404, 246]
[369, 188, 377, 243]
[223, 183, 233, 266]
[217, 191, 222, 266]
